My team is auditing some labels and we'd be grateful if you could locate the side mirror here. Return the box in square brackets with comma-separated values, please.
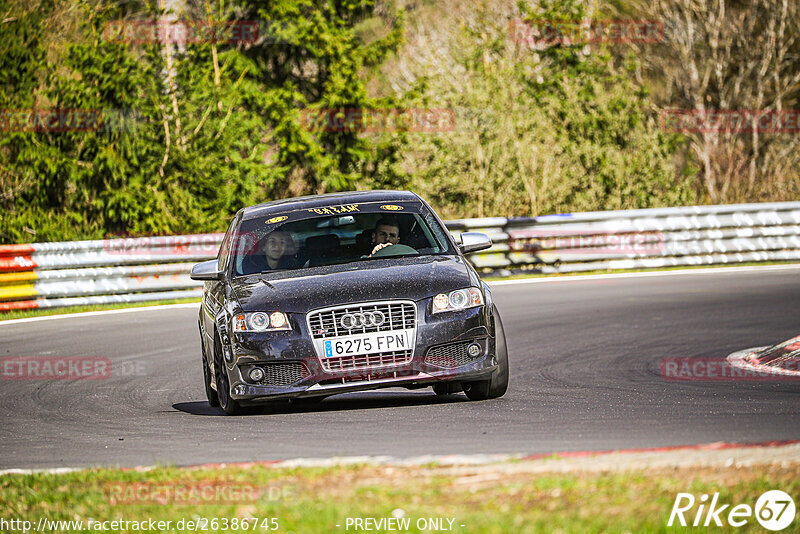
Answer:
[190, 259, 223, 281]
[458, 232, 492, 254]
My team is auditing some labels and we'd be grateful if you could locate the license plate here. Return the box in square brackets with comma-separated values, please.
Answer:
[323, 329, 414, 358]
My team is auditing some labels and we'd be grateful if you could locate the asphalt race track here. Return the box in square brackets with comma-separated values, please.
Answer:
[1, 267, 799, 469]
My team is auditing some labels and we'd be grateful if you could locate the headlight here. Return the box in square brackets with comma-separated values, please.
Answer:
[431, 287, 484, 314]
[233, 311, 291, 332]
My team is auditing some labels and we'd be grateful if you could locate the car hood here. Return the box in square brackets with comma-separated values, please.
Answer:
[231, 255, 474, 314]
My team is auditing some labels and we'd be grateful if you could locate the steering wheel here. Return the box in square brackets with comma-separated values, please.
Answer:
[370, 244, 418, 258]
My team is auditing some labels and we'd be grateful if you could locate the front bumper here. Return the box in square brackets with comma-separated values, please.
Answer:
[224, 302, 498, 402]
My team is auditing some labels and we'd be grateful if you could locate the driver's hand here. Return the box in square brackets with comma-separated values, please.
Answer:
[369, 242, 393, 257]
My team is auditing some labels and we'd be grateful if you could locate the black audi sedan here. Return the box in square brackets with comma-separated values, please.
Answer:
[190, 190, 509, 414]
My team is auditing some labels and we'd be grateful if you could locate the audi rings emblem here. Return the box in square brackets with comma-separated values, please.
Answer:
[340, 311, 386, 329]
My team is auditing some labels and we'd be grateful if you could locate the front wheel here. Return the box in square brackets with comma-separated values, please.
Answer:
[201, 333, 220, 407]
[203, 353, 220, 407]
[463, 305, 509, 400]
[214, 335, 245, 415]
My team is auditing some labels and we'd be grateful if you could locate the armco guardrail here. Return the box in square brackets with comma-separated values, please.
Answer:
[2, 202, 800, 311]
[447, 201, 800, 273]
[0, 234, 223, 311]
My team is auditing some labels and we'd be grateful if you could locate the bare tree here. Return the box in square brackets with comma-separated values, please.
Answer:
[632, 0, 800, 202]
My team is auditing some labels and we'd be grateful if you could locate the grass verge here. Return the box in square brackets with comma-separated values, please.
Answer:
[1, 461, 796, 533]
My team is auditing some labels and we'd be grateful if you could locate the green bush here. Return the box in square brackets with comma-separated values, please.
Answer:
[396, 0, 695, 218]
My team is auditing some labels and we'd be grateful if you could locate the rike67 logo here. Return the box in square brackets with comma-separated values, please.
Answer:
[669, 490, 795, 530]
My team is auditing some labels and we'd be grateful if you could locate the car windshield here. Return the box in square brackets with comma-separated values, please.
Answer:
[230, 204, 454, 277]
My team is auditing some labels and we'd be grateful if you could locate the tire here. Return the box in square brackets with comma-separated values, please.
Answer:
[463, 305, 509, 400]
[214, 334, 245, 415]
[203, 350, 220, 407]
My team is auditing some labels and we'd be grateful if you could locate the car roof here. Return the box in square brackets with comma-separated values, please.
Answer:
[241, 190, 422, 220]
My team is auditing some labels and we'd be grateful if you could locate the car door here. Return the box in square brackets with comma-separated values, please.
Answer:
[202, 216, 238, 355]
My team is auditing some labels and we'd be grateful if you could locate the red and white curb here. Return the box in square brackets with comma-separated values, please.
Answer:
[2, 440, 798, 476]
[727, 347, 800, 378]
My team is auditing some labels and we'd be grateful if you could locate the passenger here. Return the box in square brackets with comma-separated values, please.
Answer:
[369, 216, 401, 257]
[262, 230, 297, 270]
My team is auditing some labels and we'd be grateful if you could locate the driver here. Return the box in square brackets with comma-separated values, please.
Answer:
[369, 216, 401, 257]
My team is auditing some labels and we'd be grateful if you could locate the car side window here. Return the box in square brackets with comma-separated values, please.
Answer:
[217, 218, 238, 272]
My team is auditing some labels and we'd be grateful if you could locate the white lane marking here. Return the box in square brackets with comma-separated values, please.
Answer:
[0, 456, 516, 475]
[0, 467, 82, 475]
[0, 302, 200, 326]
[487, 263, 800, 286]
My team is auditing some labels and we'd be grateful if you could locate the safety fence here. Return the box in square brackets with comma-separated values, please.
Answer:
[2, 201, 799, 311]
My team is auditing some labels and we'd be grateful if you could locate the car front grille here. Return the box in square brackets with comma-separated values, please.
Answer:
[424, 340, 484, 368]
[251, 362, 310, 386]
[308, 301, 417, 372]
[308, 301, 416, 339]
